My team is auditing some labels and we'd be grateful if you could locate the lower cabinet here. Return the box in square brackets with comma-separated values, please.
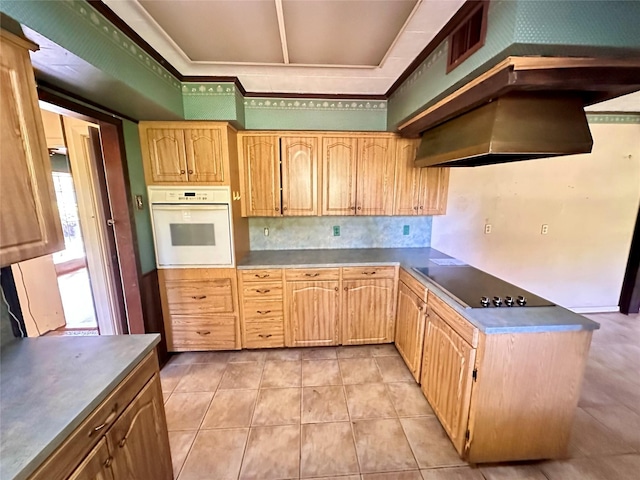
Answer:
[394, 273, 428, 381]
[285, 279, 340, 347]
[67, 439, 113, 480]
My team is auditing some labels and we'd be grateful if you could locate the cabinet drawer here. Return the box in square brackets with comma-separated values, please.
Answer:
[240, 269, 283, 282]
[243, 300, 284, 321]
[285, 268, 340, 281]
[166, 279, 234, 315]
[342, 266, 396, 280]
[170, 316, 239, 351]
[399, 268, 428, 301]
[243, 320, 285, 348]
[428, 293, 478, 347]
[242, 282, 284, 299]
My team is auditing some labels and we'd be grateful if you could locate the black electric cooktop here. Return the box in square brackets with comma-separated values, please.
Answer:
[413, 264, 554, 309]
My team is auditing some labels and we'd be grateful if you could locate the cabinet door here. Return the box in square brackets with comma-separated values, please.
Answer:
[285, 281, 340, 347]
[242, 136, 281, 216]
[395, 282, 427, 381]
[145, 129, 188, 182]
[281, 136, 318, 216]
[356, 138, 395, 215]
[421, 311, 476, 455]
[0, 33, 63, 266]
[321, 137, 358, 215]
[107, 374, 173, 480]
[393, 138, 421, 216]
[419, 167, 450, 215]
[184, 128, 227, 183]
[67, 438, 114, 480]
[342, 279, 395, 345]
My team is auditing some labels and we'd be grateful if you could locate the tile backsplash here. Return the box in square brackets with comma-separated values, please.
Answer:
[248, 216, 432, 250]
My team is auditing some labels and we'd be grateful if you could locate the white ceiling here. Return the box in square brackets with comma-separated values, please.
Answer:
[102, 0, 467, 94]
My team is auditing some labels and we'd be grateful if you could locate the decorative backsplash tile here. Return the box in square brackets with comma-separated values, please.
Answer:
[248, 216, 432, 250]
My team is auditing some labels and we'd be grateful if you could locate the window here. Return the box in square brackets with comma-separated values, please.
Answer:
[447, 1, 488, 73]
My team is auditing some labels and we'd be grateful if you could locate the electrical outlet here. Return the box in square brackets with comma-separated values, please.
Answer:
[403, 225, 410, 235]
[541, 224, 549, 235]
[333, 226, 340, 236]
[484, 224, 492, 234]
[264, 227, 269, 236]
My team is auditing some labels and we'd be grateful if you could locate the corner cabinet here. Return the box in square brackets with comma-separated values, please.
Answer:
[139, 122, 234, 185]
[0, 30, 64, 266]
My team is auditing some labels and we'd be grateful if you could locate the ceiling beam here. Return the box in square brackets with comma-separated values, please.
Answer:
[274, 0, 289, 64]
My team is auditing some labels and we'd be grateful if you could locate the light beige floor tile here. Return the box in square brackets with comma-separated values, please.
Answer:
[539, 457, 604, 480]
[174, 363, 226, 392]
[421, 467, 484, 480]
[178, 428, 248, 480]
[591, 454, 640, 479]
[168, 430, 197, 479]
[583, 404, 640, 450]
[480, 464, 547, 479]
[266, 348, 303, 361]
[400, 417, 465, 468]
[166, 353, 205, 366]
[162, 389, 172, 404]
[353, 418, 418, 473]
[386, 382, 434, 417]
[302, 386, 349, 423]
[252, 387, 301, 425]
[305, 477, 360, 480]
[370, 344, 401, 357]
[302, 359, 342, 386]
[164, 392, 213, 431]
[201, 389, 258, 429]
[228, 350, 267, 363]
[300, 422, 359, 478]
[344, 383, 397, 419]
[363, 471, 423, 479]
[568, 408, 636, 457]
[339, 358, 383, 384]
[239, 424, 300, 480]
[180, 351, 231, 364]
[302, 346, 338, 360]
[375, 356, 415, 383]
[160, 364, 191, 392]
[338, 345, 374, 358]
[261, 360, 302, 388]
[218, 362, 263, 390]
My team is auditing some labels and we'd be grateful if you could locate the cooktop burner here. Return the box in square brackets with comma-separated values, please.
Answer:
[413, 265, 554, 309]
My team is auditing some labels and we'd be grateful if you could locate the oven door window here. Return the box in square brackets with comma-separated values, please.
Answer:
[169, 223, 216, 246]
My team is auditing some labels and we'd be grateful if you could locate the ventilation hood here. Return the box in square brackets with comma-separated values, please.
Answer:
[414, 92, 593, 168]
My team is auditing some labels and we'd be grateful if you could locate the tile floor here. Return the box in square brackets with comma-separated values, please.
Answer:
[160, 312, 640, 480]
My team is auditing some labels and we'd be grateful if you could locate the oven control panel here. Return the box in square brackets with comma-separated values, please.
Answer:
[148, 186, 231, 204]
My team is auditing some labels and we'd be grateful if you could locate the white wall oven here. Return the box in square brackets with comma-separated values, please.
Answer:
[149, 187, 234, 268]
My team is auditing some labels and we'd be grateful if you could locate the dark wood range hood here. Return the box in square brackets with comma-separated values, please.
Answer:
[399, 56, 640, 168]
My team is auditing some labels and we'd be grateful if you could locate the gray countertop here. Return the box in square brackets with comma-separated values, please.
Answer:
[0, 334, 160, 480]
[238, 248, 600, 334]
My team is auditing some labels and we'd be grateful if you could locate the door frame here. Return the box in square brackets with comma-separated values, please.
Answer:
[38, 88, 145, 334]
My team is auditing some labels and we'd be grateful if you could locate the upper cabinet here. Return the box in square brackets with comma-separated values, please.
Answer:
[140, 122, 232, 185]
[0, 30, 64, 267]
[394, 138, 450, 215]
[322, 135, 395, 216]
[238, 133, 320, 217]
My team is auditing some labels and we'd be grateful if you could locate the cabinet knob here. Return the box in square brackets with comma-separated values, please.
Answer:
[275, 207, 280, 211]
[180, 169, 186, 174]
[334, 287, 338, 291]
[357, 206, 362, 210]
[419, 206, 423, 210]
[119, 437, 127, 448]
[350, 206, 356, 210]
[283, 206, 288, 211]
[104, 457, 113, 469]
[418, 306, 423, 311]
[413, 206, 418, 210]
[344, 287, 348, 291]
[188, 169, 194, 174]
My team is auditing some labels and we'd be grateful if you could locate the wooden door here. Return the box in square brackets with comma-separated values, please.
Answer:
[107, 374, 173, 480]
[145, 129, 187, 182]
[395, 281, 427, 381]
[321, 137, 357, 215]
[281, 136, 318, 216]
[184, 128, 227, 183]
[285, 281, 340, 347]
[242, 136, 281, 216]
[356, 137, 395, 215]
[342, 278, 395, 344]
[393, 138, 421, 216]
[0, 32, 64, 266]
[421, 310, 476, 455]
[67, 438, 114, 480]
[419, 168, 450, 215]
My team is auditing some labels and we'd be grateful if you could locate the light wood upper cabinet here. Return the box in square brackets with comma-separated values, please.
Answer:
[357, 137, 395, 215]
[106, 375, 172, 480]
[395, 280, 427, 381]
[281, 137, 319, 216]
[394, 138, 450, 215]
[67, 439, 114, 480]
[140, 122, 233, 185]
[342, 278, 396, 344]
[321, 137, 358, 215]
[240, 135, 281, 217]
[285, 280, 340, 347]
[0, 30, 64, 267]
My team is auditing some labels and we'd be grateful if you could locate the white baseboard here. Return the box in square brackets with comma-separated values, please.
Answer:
[569, 306, 620, 314]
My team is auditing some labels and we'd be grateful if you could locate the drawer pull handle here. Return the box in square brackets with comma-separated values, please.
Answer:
[305, 273, 319, 277]
[258, 334, 273, 338]
[119, 437, 127, 448]
[257, 310, 271, 314]
[362, 271, 376, 275]
[192, 295, 207, 300]
[104, 457, 113, 468]
[255, 274, 270, 278]
[197, 331, 211, 336]
[90, 404, 118, 436]
[256, 289, 271, 294]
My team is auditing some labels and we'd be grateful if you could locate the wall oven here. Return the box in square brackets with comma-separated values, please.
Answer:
[148, 186, 234, 268]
